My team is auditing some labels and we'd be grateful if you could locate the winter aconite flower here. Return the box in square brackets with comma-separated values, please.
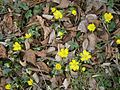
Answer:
[81, 67, 86, 72]
[72, 9, 77, 16]
[5, 84, 11, 90]
[87, 23, 96, 32]
[51, 7, 56, 12]
[27, 79, 33, 86]
[13, 42, 22, 51]
[69, 60, 79, 71]
[116, 39, 120, 44]
[80, 50, 92, 61]
[55, 63, 62, 70]
[25, 33, 32, 39]
[51, 7, 63, 20]
[104, 12, 113, 23]
[58, 48, 69, 58]
[58, 31, 64, 38]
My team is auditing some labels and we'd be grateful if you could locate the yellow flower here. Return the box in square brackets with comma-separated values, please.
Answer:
[13, 42, 22, 51]
[116, 39, 120, 44]
[53, 10, 63, 19]
[51, 7, 56, 12]
[58, 48, 69, 58]
[27, 79, 33, 86]
[104, 12, 113, 23]
[87, 23, 96, 32]
[58, 31, 64, 38]
[80, 50, 92, 61]
[81, 67, 86, 72]
[69, 60, 79, 71]
[72, 9, 77, 16]
[55, 63, 62, 70]
[25, 33, 32, 39]
[5, 84, 11, 90]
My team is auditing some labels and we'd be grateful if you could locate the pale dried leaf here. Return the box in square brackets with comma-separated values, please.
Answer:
[63, 79, 70, 90]
[35, 50, 46, 57]
[42, 14, 53, 20]
[55, 54, 62, 61]
[19, 60, 27, 67]
[48, 30, 55, 43]
[23, 49, 36, 65]
[57, 0, 70, 8]
[88, 33, 96, 51]
[86, 14, 98, 22]
[82, 39, 89, 50]
[77, 20, 88, 33]
[36, 61, 50, 73]
[32, 73, 39, 83]
[0, 44, 7, 58]
[47, 47, 55, 53]
[25, 40, 30, 50]
[36, 15, 51, 39]
[89, 78, 97, 90]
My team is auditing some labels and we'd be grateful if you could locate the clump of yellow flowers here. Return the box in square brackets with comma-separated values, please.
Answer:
[27, 78, 33, 86]
[51, 7, 63, 20]
[25, 33, 32, 39]
[55, 63, 62, 70]
[71, 9, 77, 16]
[87, 23, 96, 32]
[13, 42, 22, 51]
[69, 59, 79, 71]
[116, 39, 120, 44]
[80, 50, 92, 61]
[58, 48, 69, 58]
[104, 12, 113, 23]
[5, 84, 11, 90]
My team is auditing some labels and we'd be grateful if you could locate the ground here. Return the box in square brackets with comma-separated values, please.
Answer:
[0, 0, 120, 90]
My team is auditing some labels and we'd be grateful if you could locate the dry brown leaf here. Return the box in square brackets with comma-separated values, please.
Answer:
[32, 73, 39, 83]
[36, 15, 51, 39]
[35, 50, 47, 57]
[36, 61, 50, 73]
[41, 37, 49, 45]
[89, 78, 97, 90]
[23, 49, 36, 65]
[88, 33, 96, 51]
[24, 39, 30, 50]
[86, 14, 98, 23]
[48, 30, 55, 43]
[19, 60, 27, 67]
[63, 78, 70, 90]
[77, 20, 88, 33]
[47, 47, 55, 53]
[42, 14, 53, 20]
[57, 0, 70, 8]
[82, 39, 89, 50]
[0, 44, 7, 58]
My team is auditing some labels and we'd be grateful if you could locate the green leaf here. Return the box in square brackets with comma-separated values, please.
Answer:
[25, 10, 32, 19]
[19, 2, 29, 10]
[108, 21, 116, 32]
